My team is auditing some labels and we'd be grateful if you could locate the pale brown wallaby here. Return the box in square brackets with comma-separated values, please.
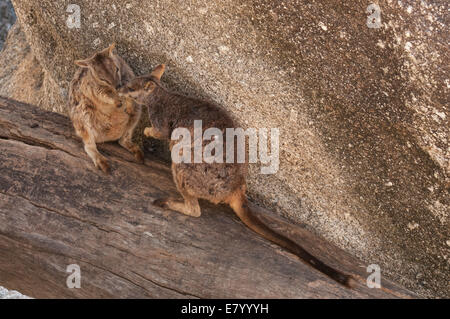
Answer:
[69, 43, 143, 173]
[118, 64, 355, 288]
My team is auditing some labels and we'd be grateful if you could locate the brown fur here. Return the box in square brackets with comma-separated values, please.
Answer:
[119, 65, 354, 287]
[68, 44, 143, 172]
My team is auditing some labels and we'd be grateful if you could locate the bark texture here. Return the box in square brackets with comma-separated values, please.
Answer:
[0, 97, 416, 298]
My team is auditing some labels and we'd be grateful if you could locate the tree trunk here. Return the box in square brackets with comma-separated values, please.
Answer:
[0, 97, 415, 298]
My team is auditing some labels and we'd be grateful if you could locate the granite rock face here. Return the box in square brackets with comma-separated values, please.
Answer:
[0, 23, 64, 109]
[2, 0, 448, 297]
[0, 0, 15, 49]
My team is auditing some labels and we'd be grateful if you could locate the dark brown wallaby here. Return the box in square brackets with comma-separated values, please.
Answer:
[119, 64, 355, 288]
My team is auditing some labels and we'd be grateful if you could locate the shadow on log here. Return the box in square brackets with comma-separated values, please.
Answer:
[0, 97, 416, 298]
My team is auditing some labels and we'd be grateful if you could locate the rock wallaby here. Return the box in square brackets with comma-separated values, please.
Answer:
[118, 64, 355, 288]
[69, 43, 143, 172]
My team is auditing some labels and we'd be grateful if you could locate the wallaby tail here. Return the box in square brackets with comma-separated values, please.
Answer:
[228, 191, 355, 288]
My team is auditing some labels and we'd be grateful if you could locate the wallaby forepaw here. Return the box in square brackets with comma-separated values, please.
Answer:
[96, 158, 110, 174]
[143, 127, 152, 137]
[153, 198, 168, 208]
[134, 149, 145, 164]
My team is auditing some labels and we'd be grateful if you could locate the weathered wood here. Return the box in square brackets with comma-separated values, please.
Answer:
[0, 97, 416, 298]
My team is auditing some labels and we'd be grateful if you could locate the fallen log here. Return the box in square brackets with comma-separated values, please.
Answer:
[0, 97, 416, 298]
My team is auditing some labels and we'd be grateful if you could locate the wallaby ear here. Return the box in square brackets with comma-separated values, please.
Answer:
[107, 43, 116, 57]
[144, 81, 156, 91]
[150, 64, 166, 80]
[99, 43, 116, 57]
[74, 59, 90, 68]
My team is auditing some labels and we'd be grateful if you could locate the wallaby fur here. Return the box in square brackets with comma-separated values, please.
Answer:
[118, 64, 355, 288]
[69, 44, 143, 172]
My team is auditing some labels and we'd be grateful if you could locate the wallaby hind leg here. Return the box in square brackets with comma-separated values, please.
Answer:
[153, 193, 201, 217]
[80, 128, 109, 173]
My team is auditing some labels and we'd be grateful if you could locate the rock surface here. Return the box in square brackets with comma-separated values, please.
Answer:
[0, 0, 15, 49]
[1, 0, 448, 297]
[0, 286, 31, 299]
[0, 23, 64, 111]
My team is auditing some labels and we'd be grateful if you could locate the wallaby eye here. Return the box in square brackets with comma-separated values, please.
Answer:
[98, 77, 112, 86]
